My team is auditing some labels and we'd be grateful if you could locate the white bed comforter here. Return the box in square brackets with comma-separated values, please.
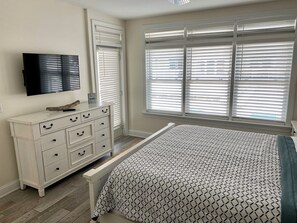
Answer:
[94, 125, 281, 223]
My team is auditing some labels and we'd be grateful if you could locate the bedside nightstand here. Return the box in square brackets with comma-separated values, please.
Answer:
[291, 121, 297, 136]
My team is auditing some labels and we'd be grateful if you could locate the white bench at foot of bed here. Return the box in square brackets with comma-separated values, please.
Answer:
[83, 123, 176, 223]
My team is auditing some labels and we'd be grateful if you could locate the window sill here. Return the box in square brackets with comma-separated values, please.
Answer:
[142, 111, 292, 136]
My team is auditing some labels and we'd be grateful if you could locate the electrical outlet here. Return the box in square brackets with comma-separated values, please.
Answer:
[0, 103, 3, 113]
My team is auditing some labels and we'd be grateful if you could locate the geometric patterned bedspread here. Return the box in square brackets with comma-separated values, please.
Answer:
[93, 125, 281, 222]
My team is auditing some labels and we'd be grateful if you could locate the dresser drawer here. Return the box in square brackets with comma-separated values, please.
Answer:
[80, 109, 98, 122]
[98, 106, 110, 116]
[40, 114, 81, 135]
[95, 117, 110, 131]
[44, 158, 68, 181]
[43, 145, 67, 166]
[96, 128, 110, 143]
[67, 122, 94, 147]
[96, 139, 111, 155]
[70, 142, 94, 166]
[41, 130, 66, 151]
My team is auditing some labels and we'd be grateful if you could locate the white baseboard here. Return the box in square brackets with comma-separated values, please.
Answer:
[0, 180, 20, 198]
[128, 130, 152, 138]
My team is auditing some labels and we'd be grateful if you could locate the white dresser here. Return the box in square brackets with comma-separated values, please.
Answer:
[9, 102, 114, 197]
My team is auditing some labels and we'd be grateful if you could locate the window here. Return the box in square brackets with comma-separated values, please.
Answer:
[233, 19, 296, 122]
[186, 45, 233, 117]
[145, 17, 296, 125]
[233, 42, 294, 122]
[97, 47, 122, 128]
[146, 48, 184, 113]
[145, 30, 185, 113]
[92, 21, 125, 133]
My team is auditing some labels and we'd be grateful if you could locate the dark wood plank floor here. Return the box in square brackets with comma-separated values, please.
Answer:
[0, 136, 142, 223]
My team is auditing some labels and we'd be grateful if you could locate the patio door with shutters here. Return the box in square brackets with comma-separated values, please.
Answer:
[97, 47, 122, 129]
[92, 20, 126, 137]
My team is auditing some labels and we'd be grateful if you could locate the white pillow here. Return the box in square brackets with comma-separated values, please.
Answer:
[290, 136, 297, 152]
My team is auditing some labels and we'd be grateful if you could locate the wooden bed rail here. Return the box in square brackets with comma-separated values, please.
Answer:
[83, 123, 176, 218]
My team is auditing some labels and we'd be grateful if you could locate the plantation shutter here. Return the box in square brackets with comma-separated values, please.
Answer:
[94, 23, 123, 129]
[185, 25, 233, 117]
[233, 19, 296, 122]
[145, 29, 185, 113]
[97, 47, 122, 128]
[145, 48, 184, 113]
[94, 26, 122, 47]
[186, 45, 233, 117]
[233, 42, 294, 122]
[145, 29, 185, 44]
[144, 18, 296, 124]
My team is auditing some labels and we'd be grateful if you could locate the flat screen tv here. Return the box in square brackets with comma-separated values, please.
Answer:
[23, 53, 80, 96]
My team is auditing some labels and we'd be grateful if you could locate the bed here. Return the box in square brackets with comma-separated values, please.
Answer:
[83, 123, 297, 223]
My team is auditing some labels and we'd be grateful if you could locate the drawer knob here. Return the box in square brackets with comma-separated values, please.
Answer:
[70, 117, 78, 122]
[83, 113, 91, 118]
[78, 150, 86, 156]
[101, 122, 105, 125]
[54, 153, 58, 156]
[43, 123, 53, 130]
[102, 134, 105, 137]
[56, 167, 60, 171]
[102, 109, 108, 113]
[52, 139, 57, 142]
[102, 145, 106, 148]
[77, 131, 85, 136]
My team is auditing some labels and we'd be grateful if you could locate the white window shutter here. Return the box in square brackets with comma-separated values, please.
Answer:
[94, 26, 122, 47]
[145, 29, 185, 44]
[97, 47, 122, 128]
[185, 45, 233, 117]
[233, 42, 294, 122]
[144, 18, 296, 124]
[146, 48, 184, 113]
[233, 18, 296, 123]
[237, 19, 296, 38]
[187, 25, 234, 41]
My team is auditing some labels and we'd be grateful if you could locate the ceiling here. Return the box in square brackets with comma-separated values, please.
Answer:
[63, 0, 273, 20]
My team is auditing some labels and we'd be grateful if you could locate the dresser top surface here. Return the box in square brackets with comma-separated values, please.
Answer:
[8, 101, 112, 124]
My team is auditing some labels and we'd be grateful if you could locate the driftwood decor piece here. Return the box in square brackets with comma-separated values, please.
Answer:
[46, 100, 80, 111]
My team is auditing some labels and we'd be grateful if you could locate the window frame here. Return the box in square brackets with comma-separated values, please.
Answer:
[145, 46, 185, 114]
[185, 44, 234, 118]
[144, 16, 297, 127]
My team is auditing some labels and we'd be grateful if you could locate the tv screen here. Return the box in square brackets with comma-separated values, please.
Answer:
[23, 53, 80, 96]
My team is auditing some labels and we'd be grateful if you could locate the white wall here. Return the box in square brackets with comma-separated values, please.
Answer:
[125, 0, 297, 136]
[0, 0, 123, 190]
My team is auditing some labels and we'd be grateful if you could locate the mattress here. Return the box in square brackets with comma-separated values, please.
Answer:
[93, 125, 287, 222]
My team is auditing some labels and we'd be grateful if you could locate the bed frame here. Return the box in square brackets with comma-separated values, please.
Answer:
[83, 123, 175, 223]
